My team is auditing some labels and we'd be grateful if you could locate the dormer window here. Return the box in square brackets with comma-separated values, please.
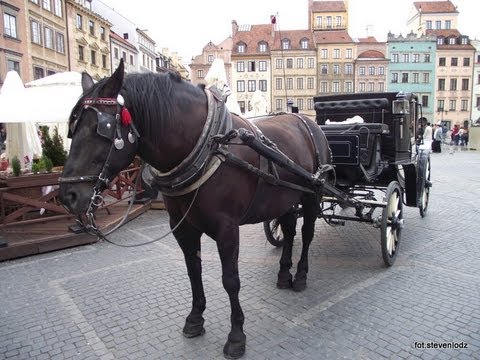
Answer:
[258, 41, 268, 52]
[448, 37, 456, 45]
[282, 39, 290, 50]
[237, 43, 246, 53]
[461, 36, 468, 45]
[300, 38, 308, 49]
[437, 37, 444, 45]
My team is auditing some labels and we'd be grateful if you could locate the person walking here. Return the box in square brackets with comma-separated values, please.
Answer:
[432, 122, 443, 153]
[423, 122, 433, 149]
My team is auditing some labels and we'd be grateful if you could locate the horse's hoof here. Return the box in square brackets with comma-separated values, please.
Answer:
[277, 273, 292, 289]
[223, 338, 246, 359]
[292, 277, 307, 292]
[183, 323, 205, 338]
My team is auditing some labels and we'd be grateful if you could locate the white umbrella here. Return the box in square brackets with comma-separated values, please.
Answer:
[204, 58, 241, 114]
[0, 71, 43, 169]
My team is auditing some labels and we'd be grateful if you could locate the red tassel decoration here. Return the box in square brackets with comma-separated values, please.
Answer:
[121, 107, 132, 126]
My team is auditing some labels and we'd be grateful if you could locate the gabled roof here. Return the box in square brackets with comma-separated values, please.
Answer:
[314, 30, 353, 44]
[232, 24, 273, 56]
[271, 29, 315, 51]
[110, 31, 138, 52]
[426, 29, 461, 37]
[413, 1, 458, 13]
[358, 50, 385, 59]
[311, 1, 346, 12]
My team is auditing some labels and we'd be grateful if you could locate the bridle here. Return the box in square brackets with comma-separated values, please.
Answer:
[59, 94, 140, 231]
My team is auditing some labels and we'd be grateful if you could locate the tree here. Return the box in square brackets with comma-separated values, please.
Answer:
[40, 126, 67, 167]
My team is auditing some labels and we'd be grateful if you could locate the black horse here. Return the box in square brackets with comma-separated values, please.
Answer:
[59, 60, 331, 358]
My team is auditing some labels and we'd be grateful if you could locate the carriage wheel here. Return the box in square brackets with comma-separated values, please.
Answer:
[381, 181, 403, 267]
[263, 219, 284, 247]
[419, 156, 431, 218]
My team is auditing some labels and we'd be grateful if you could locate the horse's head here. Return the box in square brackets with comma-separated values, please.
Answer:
[59, 60, 139, 216]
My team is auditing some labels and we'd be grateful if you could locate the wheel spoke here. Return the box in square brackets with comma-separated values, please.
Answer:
[386, 227, 394, 255]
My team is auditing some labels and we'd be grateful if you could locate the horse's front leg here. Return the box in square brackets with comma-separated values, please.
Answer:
[277, 210, 297, 289]
[215, 221, 246, 359]
[172, 219, 206, 338]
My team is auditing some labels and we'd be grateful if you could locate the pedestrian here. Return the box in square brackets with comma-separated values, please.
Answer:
[432, 122, 443, 153]
[462, 128, 469, 147]
[451, 124, 460, 145]
[423, 122, 433, 148]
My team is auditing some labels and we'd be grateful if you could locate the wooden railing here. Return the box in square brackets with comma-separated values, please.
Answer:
[0, 163, 144, 228]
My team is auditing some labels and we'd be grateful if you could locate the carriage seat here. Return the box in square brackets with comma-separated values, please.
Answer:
[320, 122, 389, 135]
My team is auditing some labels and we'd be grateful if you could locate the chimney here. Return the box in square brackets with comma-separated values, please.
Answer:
[123, 33, 128, 40]
[308, 0, 314, 30]
[231, 20, 238, 36]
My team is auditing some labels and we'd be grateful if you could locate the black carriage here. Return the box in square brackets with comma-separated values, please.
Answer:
[264, 91, 431, 266]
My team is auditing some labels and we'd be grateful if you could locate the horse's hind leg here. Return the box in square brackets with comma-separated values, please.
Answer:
[173, 220, 206, 338]
[292, 195, 317, 292]
[277, 209, 297, 289]
[215, 221, 246, 359]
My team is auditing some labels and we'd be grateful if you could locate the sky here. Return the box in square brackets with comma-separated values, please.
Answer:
[99, 0, 480, 62]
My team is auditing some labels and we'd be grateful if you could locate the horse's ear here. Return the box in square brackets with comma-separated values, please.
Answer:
[81, 72, 94, 92]
[101, 59, 124, 97]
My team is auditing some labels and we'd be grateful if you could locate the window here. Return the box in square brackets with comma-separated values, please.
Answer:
[450, 78, 457, 91]
[316, 16, 322, 28]
[307, 77, 314, 89]
[282, 39, 290, 50]
[392, 54, 399, 63]
[286, 58, 293, 69]
[333, 49, 340, 59]
[275, 99, 283, 111]
[7, 59, 20, 74]
[461, 100, 468, 111]
[435, 20, 441, 29]
[275, 78, 282, 90]
[30, 0, 39, 4]
[448, 37, 456, 45]
[359, 82, 366, 92]
[4, 13, 17, 38]
[378, 66, 385, 75]
[114, 48, 119, 59]
[130, 55, 134, 65]
[259, 80, 267, 91]
[368, 66, 375, 75]
[463, 58, 470, 66]
[76, 14, 83, 29]
[297, 98, 304, 110]
[248, 61, 255, 72]
[102, 54, 107, 68]
[100, 27, 106, 41]
[392, 73, 398, 83]
[332, 82, 340, 93]
[462, 79, 469, 91]
[55, 32, 64, 53]
[449, 100, 456, 111]
[297, 58, 304, 69]
[321, 49, 328, 59]
[423, 72, 429, 83]
[345, 81, 353, 93]
[321, 64, 327, 74]
[286, 78, 293, 90]
[439, 57, 446, 66]
[333, 64, 340, 74]
[426, 20, 432, 29]
[238, 101, 245, 114]
[248, 80, 256, 92]
[42, 0, 51, 11]
[207, 55, 214, 63]
[122, 51, 126, 61]
[437, 37, 444, 45]
[54, 0, 62, 16]
[237, 43, 245, 53]
[44, 27, 54, 49]
[307, 58, 315, 68]
[346, 48, 352, 59]
[413, 54, 420, 63]
[326, 16, 332, 28]
[378, 82, 385, 92]
[31, 20, 42, 44]
[307, 98, 314, 110]
[424, 54, 430, 63]
[437, 100, 445, 112]
[89, 20, 95, 36]
[335, 16, 342, 27]
[197, 70, 204, 78]
[236, 61, 244, 72]
[300, 39, 308, 49]
[275, 58, 283, 69]
[259, 42, 267, 52]
[368, 82, 375, 92]
[259, 61, 267, 71]
[345, 64, 353, 74]
[403, 54, 409, 63]
[461, 37, 468, 45]
[297, 77, 303, 90]
[359, 66, 366, 75]
[320, 81, 328, 93]
[237, 80, 245, 92]
[422, 95, 428, 107]
[477, 97, 480, 108]
[438, 78, 445, 90]
[34, 66, 44, 80]
[413, 73, 419, 83]
[91, 50, 96, 65]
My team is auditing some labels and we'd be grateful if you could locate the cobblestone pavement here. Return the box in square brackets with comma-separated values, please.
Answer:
[1, 147, 479, 360]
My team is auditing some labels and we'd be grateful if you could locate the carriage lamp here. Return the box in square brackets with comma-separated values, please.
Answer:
[393, 92, 410, 115]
